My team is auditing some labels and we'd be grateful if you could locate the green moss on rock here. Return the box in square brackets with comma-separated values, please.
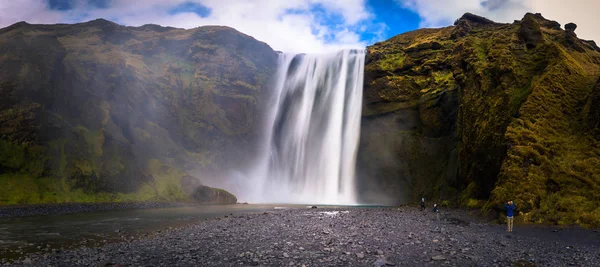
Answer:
[0, 19, 274, 205]
[360, 12, 600, 227]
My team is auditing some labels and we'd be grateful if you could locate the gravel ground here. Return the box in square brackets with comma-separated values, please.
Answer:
[3, 207, 600, 267]
[0, 202, 192, 218]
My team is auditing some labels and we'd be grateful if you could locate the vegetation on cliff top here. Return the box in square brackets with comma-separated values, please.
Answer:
[360, 13, 600, 227]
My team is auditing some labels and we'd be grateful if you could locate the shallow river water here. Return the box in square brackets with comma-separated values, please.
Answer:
[0, 204, 309, 259]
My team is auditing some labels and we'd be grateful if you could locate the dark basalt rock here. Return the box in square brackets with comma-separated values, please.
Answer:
[453, 13, 496, 26]
[565, 22, 577, 32]
[518, 14, 543, 49]
[191, 186, 237, 204]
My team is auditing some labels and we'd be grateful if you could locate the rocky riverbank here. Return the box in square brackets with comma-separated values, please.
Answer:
[3, 207, 600, 266]
[0, 202, 193, 218]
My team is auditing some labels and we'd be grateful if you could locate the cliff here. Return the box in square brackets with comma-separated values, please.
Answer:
[359, 13, 600, 227]
[0, 19, 277, 204]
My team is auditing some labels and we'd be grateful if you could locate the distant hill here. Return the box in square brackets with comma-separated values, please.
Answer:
[0, 19, 277, 204]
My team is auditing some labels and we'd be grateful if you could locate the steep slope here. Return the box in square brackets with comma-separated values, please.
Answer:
[0, 19, 277, 204]
[360, 13, 600, 226]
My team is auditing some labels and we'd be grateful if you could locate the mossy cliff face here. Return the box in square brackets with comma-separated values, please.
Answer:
[360, 13, 600, 227]
[0, 19, 277, 204]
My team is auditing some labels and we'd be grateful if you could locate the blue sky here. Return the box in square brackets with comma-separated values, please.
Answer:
[43, 0, 422, 47]
[1, 0, 598, 53]
[364, 0, 421, 43]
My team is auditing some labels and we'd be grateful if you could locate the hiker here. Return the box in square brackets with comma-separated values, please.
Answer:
[420, 198, 425, 210]
[505, 201, 516, 232]
[433, 203, 439, 221]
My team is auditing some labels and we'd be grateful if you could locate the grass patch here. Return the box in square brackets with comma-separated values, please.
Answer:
[379, 53, 405, 71]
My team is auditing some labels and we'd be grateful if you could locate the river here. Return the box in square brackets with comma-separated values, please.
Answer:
[0, 204, 305, 260]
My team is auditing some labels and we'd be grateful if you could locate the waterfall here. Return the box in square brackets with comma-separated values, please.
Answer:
[250, 50, 365, 204]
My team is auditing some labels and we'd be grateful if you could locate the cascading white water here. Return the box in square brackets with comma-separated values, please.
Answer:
[248, 50, 365, 204]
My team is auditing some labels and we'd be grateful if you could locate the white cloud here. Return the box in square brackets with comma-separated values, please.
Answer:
[396, 0, 529, 27]
[3, 0, 597, 52]
[397, 0, 599, 43]
[531, 0, 600, 43]
[0, 0, 64, 27]
[0, 0, 380, 53]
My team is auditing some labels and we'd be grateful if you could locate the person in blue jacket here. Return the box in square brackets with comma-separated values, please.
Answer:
[505, 201, 516, 232]
[420, 198, 425, 210]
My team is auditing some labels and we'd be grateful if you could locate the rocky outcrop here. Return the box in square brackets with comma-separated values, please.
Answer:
[191, 186, 237, 204]
[565, 22, 577, 32]
[360, 13, 600, 227]
[0, 19, 277, 204]
[180, 174, 237, 204]
[518, 14, 543, 48]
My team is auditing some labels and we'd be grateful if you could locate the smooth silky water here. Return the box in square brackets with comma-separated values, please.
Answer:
[243, 50, 365, 205]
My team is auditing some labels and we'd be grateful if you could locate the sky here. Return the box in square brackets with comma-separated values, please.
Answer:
[0, 0, 597, 53]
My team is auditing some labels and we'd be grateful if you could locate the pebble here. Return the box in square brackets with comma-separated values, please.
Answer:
[4, 207, 599, 267]
[431, 255, 446, 261]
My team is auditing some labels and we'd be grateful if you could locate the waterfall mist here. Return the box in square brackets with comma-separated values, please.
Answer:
[240, 50, 365, 204]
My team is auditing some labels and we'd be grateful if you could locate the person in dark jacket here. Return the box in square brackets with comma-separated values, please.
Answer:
[420, 198, 425, 210]
[432, 203, 439, 221]
[505, 201, 516, 232]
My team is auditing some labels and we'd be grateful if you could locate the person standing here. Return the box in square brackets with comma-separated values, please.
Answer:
[420, 198, 425, 210]
[433, 203, 439, 221]
[505, 201, 516, 232]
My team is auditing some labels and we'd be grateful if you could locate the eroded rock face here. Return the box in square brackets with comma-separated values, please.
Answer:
[0, 19, 277, 204]
[360, 12, 600, 227]
[518, 14, 543, 49]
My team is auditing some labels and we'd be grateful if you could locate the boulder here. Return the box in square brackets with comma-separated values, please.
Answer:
[191, 185, 237, 204]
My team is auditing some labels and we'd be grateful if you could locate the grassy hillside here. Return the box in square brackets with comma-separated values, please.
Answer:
[360, 13, 600, 227]
[0, 19, 277, 204]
